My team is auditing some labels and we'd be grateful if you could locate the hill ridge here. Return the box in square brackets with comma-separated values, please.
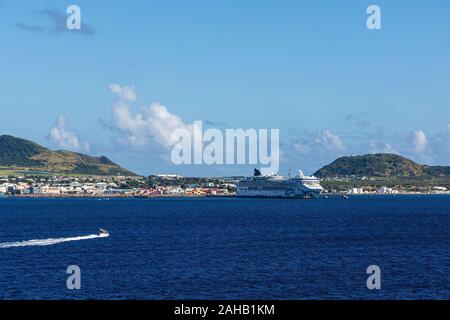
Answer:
[314, 153, 450, 178]
[0, 135, 136, 176]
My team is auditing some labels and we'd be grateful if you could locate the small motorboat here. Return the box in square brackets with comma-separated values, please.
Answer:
[98, 229, 109, 237]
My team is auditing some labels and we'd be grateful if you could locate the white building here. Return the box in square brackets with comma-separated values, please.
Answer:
[0, 184, 8, 194]
[95, 182, 108, 190]
[377, 187, 399, 194]
[157, 174, 182, 180]
[0, 183, 16, 194]
[348, 188, 365, 194]
[33, 186, 61, 195]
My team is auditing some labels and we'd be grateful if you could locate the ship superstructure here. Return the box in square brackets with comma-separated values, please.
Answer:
[236, 169, 324, 199]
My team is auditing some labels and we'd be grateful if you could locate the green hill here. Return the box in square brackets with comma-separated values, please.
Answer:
[0, 135, 137, 176]
[314, 154, 450, 178]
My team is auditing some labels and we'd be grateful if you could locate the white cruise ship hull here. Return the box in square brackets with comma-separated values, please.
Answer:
[236, 188, 322, 199]
[236, 170, 324, 199]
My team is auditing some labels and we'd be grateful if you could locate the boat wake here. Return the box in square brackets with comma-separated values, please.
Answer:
[0, 233, 109, 249]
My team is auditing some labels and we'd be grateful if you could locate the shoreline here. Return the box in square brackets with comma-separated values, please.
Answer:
[1, 193, 450, 199]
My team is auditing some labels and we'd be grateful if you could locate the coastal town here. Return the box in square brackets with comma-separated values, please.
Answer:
[0, 174, 237, 198]
[1, 173, 449, 198]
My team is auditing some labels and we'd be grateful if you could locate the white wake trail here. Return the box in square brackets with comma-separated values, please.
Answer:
[0, 233, 109, 249]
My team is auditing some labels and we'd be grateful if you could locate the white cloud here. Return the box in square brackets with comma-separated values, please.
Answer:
[320, 130, 346, 153]
[368, 140, 399, 154]
[288, 129, 347, 174]
[288, 124, 450, 174]
[109, 84, 136, 102]
[365, 126, 449, 165]
[48, 116, 90, 152]
[293, 129, 346, 156]
[411, 129, 427, 154]
[109, 84, 192, 149]
[426, 125, 450, 165]
[383, 144, 398, 154]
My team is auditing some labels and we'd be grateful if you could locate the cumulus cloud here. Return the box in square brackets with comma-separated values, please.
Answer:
[426, 125, 450, 165]
[320, 130, 346, 153]
[368, 140, 398, 154]
[287, 122, 450, 173]
[109, 84, 193, 149]
[48, 116, 90, 152]
[410, 129, 428, 154]
[286, 129, 347, 174]
[109, 84, 136, 102]
[365, 126, 450, 165]
[293, 129, 346, 155]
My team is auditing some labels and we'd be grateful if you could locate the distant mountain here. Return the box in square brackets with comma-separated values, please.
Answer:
[314, 154, 450, 178]
[0, 135, 137, 176]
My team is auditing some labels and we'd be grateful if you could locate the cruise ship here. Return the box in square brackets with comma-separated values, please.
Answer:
[236, 169, 324, 199]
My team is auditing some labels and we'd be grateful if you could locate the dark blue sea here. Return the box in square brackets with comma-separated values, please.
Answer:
[0, 196, 449, 300]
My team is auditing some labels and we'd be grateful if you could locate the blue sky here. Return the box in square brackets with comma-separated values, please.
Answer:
[1, 0, 449, 176]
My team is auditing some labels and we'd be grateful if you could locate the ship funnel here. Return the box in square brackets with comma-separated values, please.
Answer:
[298, 170, 305, 178]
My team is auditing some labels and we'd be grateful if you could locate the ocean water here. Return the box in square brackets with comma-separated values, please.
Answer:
[0, 196, 449, 300]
